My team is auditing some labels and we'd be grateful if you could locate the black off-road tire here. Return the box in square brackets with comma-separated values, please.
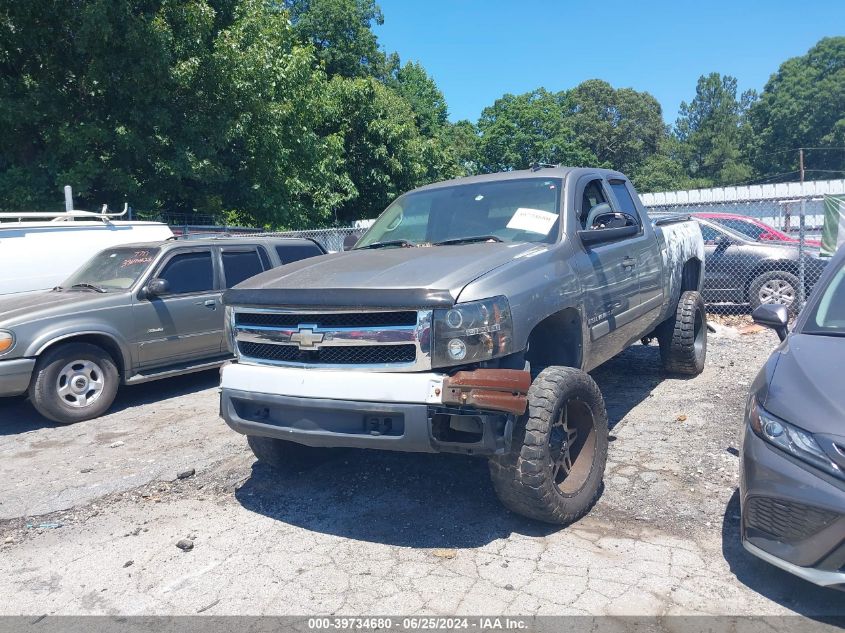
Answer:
[29, 342, 120, 424]
[657, 290, 707, 376]
[246, 435, 337, 471]
[748, 270, 800, 315]
[488, 366, 609, 525]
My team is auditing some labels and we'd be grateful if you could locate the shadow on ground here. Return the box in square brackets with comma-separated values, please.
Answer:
[235, 449, 564, 549]
[721, 489, 845, 618]
[0, 369, 219, 436]
[235, 345, 667, 548]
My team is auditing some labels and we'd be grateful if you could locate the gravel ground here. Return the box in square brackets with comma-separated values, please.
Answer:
[1, 328, 842, 617]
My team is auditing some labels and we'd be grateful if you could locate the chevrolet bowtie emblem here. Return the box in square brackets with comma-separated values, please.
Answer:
[290, 327, 324, 350]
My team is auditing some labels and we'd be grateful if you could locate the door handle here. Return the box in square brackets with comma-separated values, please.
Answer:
[621, 257, 636, 269]
[195, 299, 217, 308]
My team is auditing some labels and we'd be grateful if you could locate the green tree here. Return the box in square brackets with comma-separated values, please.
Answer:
[568, 79, 665, 175]
[441, 120, 480, 175]
[392, 61, 448, 136]
[0, 0, 352, 227]
[673, 73, 755, 186]
[322, 76, 435, 223]
[283, 0, 386, 79]
[476, 89, 595, 173]
[750, 37, 845, 178]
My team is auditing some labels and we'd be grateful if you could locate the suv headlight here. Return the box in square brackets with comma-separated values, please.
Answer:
[0, 330, 14, 355]
[432, 296, 513, 368]
[749, 396, 843, 480]
[224, 307, 236, 355]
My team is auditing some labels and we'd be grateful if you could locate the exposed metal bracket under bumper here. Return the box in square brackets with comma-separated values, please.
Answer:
[441, 369, 531, 416]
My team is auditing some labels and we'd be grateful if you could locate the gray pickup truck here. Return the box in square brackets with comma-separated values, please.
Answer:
[0, 236, 325, 423]
[220, 167, 707, 524]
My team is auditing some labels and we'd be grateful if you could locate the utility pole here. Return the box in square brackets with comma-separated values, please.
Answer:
[798, 149, 806, 308]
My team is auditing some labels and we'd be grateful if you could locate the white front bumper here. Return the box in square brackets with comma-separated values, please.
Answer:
[220, 362, 445, 405]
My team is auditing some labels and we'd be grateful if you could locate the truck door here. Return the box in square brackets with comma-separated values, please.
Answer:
[571, 176, 642, 365]
[133, 247, 223, 369]
[607, 179, 664, 323]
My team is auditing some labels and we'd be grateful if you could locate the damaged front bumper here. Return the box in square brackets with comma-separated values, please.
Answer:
[219, 363, 530, 455]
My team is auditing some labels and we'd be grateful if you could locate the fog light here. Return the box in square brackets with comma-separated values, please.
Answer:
[447, 338, 467, 361]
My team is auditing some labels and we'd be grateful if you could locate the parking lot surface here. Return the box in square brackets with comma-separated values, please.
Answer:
[1, 330, 842, 617]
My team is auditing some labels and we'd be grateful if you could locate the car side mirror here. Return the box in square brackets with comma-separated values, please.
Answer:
[578, 224, 638, 247]
[752, 304, 789, 341]
[144, 278, 170, 298]
[715, 235, 733, 250]
[343, 233, 360, 251]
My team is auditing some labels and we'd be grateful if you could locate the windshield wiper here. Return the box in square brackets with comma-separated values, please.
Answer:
[434, 235, 503, 246]
[69, 283, 107, 293]
[356, 239, 416, 250]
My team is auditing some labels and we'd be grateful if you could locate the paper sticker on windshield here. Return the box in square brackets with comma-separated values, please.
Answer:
[507, 208, 557, 235]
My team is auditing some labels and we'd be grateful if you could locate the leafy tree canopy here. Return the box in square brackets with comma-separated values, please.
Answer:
[750, 36, 845, 178]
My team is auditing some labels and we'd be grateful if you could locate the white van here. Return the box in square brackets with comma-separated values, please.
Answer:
[0, 210, 173, 296]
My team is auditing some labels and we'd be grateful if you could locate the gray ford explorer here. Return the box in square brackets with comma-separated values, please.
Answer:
[0, 236, 325, 423]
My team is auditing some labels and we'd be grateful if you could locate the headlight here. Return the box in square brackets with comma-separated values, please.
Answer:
[749, 396, 843, 480]
[224, 307, 236, 355]
[0, 331, 14, 355]
[432, 296, 513, 368]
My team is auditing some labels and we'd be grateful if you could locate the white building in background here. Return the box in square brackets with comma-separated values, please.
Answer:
[640, 178, 845, 234]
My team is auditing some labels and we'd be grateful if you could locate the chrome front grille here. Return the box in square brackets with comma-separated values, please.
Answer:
[232, 308, 432, 371]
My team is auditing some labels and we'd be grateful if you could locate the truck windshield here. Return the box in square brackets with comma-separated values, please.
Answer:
[356, 178, 562, 248]
[61, 247, 160, 291]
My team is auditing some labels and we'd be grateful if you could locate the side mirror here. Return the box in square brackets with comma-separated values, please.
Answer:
[144, 278, 170, 298]
[752, 304, 789, 341]
[715, 235, 733, 250]
[578, 224, 638, 247]
[343, 233, 360, 251]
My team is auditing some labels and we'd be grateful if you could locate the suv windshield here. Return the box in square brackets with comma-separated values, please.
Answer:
[356, 178, 562, 248]
[803, 262, 845, 336]
[62, 247, 160, 291]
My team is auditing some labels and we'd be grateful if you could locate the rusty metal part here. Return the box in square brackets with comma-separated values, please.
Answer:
[441, 369, 531, 416]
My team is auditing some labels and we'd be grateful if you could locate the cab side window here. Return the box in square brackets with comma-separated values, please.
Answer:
[158, 251, 214, 294]
[608, 180, 642, 225]
[580, 180, 609, 229]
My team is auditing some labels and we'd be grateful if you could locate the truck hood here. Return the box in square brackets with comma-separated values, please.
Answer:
[0, 289, 122, 327]
[764, 333, 845, 435]
[225, 242, 545, 308]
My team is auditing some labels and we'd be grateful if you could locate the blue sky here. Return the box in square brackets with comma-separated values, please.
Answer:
[375, 0, 845, 125]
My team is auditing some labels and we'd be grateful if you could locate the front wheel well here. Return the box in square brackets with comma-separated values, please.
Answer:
[525, 307, 583, 371]
[35, 334, 125, 378]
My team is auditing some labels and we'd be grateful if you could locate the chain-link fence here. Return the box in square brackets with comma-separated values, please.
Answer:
[645, 196, 831, 318]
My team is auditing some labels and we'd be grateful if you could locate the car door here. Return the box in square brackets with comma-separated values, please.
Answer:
[570, 176, 642, 363]
[133, 247, 223, 369]
[607, 178, 664, 320]
[699, 222, 750, 302]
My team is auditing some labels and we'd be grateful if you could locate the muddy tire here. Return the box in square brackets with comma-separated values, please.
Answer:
[246, 435, 337, 471]
[29, 342, 119, 424]
[748, 270, 800, 315]
[658, 290, 707, 376]
[488, 366, 608, 525]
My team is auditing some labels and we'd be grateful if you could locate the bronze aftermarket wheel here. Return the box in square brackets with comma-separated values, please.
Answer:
[488, 366, 609, 525]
